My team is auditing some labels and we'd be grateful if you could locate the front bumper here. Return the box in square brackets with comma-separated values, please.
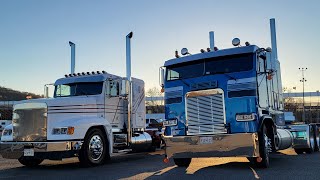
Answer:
[0, 140, 83, 159]
[164, 133, 259, 159]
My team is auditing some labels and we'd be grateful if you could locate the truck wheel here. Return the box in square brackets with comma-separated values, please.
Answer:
[18, 157, 43, 167]
[306, 127, 315, 154]
[78, 128, 109, 167]
[294, 149, 304, 154]
[256, 125, 270, 168]
[173, 158, 191, 167]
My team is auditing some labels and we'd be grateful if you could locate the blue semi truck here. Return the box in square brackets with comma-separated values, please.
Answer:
[160, 19, 314, 168]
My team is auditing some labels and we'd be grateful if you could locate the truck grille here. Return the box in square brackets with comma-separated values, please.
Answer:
[186, 89, 226, 135]
[12, 103, 47, 141]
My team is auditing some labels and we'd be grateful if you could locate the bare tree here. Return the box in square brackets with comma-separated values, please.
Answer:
[145, 87, 164, 113]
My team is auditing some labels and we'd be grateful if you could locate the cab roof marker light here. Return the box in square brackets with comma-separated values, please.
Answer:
[91, 71, 95, 75]
[87, 72, 90, 75]
[69, 74, 72, 77]
[207, 48, 211, 52]
[77, 73, 81, 76]
[82, 72, 86, 75]
[64, 74, 68, 78]
[97, 71, 101, 74]
[73, 73, 77, 76]
[214, 47, 219, 51]
[175, 50, 180, 58]
[102, 70, 106, 74]
[200, 49, 205, 53]
[245, 42, 250, 46]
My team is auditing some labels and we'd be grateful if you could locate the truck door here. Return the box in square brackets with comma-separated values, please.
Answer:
[105, 79, 125, 129]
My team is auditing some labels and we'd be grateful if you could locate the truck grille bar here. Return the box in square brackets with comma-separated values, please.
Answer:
[186, 89, 226, 135]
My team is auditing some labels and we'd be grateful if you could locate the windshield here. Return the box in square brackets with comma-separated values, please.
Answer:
[166, 53, 254, 81]
[54, 82, 103, 97]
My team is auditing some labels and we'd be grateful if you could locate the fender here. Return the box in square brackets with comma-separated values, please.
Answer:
[258, 115, 275, 133]
[47, 115, 112, 142]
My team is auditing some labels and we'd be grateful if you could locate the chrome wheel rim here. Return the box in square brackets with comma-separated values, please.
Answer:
[89, 135, 104, 161]
[310, 135, 315, 150]
[264, 134, 270, 161]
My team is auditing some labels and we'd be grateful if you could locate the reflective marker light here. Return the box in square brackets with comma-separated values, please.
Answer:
[82, 72, 86, 75]
[200, 49, 205, 53]
[64, 74, 68, 77]
[102, 70, 106, 74]
[87, 72, 90, 75]
[67, 127, 75, 135]
[97, 71, 101, 74]
[207, 48, 211, 52]
[92, 71, 95, 74]
[214, 47, 219, 51]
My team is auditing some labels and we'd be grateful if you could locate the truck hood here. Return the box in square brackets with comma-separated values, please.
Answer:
[14, 96, 99, 109]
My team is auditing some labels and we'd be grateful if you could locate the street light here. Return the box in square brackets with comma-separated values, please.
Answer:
[299, 68, 307, 122]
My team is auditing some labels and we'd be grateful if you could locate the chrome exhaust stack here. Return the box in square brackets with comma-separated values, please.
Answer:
[126, 32, 133, 144]
[209, 31, 215, 51]
[69, 41, 76, 74]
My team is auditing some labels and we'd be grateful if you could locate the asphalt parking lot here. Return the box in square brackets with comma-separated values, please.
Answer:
[1, 148, 320, 180]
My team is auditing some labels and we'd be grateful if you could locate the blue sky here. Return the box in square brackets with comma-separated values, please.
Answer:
[0, 0, 319, 95]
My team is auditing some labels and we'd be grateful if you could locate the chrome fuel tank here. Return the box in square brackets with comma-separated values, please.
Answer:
[276, 129, 293, 150]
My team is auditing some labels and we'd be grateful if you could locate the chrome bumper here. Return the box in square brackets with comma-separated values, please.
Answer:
[0, 140, 83, 159]
[164, 133, 259, 159]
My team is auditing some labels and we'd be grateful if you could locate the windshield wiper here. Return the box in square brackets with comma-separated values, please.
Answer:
[207, 71, 237, 81]
[224, 74, 237, 81]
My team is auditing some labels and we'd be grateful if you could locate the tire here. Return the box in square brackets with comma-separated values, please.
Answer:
[18, 157, 43, 167]
[294, 148, 304, 154]
[78, 128, 110, 167]
[306, 126, 315, 154]
[173, 158, 192, 167]
[256, 124, 270, 168]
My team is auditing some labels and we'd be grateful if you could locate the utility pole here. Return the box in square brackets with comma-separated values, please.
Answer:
[299, 68, 307, 122]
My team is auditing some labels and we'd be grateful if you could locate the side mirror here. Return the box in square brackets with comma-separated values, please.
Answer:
[120, 79, 130, 96]
[159, 67, 165, 87]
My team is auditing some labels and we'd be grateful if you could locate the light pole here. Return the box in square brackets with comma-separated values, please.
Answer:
[299, 68, 307, 122]
[317, 90, 319, 123]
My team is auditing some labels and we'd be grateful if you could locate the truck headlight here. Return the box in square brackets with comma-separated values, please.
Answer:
[2, 129, 12, 136]
[236, 113, 256, 121]
[52, 127, 74, 135]
[163, 119, 178, 126]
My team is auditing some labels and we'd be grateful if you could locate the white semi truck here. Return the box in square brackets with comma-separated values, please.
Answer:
[0, 32, 161, 167]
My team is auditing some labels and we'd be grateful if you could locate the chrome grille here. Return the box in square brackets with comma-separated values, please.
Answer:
[12, 103, 47, 141]
[186, 89, 226, 135]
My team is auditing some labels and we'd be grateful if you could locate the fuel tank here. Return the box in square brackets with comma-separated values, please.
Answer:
[276, 129, 294, 150]
[130, 132, 153, 152]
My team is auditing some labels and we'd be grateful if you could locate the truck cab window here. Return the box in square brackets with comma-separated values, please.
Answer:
[107, 81, 119, 96]
[54, 82, 103, 97]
